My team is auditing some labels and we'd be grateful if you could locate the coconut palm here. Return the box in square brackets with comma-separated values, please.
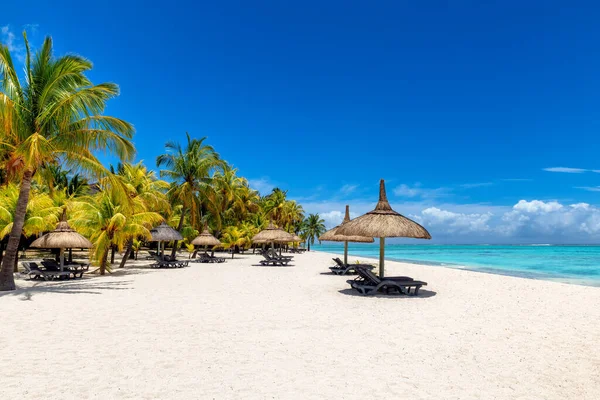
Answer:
[0, 185, 61, 268]
[281, 200, 305, 233]
[119, 162, 169, 213]
[156, 134, 224, 256]
[116, 162, 170, 267]
[70, 180, 162, 275]
[220, 226, 249, 259]
[262, 188, 287, 224]
[301, 214, 326, 251]
[0, 34, 134, 290]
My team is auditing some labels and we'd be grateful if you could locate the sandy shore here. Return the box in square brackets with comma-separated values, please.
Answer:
[1, 250, 599, 399]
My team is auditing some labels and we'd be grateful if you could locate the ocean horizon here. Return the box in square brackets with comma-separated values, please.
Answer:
[312, 243, 600, 286]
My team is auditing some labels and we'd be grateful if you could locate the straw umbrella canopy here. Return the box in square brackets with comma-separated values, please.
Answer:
[336, 180, 431, 277]
[191, 224, 221, 252]
[150, 222, 183, 260]
[319, 205, 374, 265]
[291, 234, 304, 243]
[30, 220, 93, 271]
[252, 222, 295, 255]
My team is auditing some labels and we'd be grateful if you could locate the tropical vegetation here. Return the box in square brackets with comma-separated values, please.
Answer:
[0, 33, 322, 291]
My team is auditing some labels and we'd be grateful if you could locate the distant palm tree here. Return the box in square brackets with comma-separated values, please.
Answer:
[220, 226, 250, 258]
[301, 214, 326, 251]
[116, 162, 170, 267]
[156, 134, 224, 256]
[70, 179, 162, 275]
[0, 34, 134, 291]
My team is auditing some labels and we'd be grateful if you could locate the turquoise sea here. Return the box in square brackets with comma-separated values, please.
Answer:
[312, 243, 600, 286]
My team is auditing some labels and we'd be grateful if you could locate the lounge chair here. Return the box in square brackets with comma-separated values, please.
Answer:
[267, 249, 292, 260]
[204, 253, 226, 263]
[347, 266, 426, 295]
[329, 257, 375, 275]
[21, 262, 51, 280]
[149, 252, 189, 268]
[22, 262, 71, 280]
[64, 262, 89, 278]
[259, 251, 292, 266]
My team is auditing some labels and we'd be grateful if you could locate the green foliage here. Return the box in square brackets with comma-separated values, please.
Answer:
[301, 214, 326, 250]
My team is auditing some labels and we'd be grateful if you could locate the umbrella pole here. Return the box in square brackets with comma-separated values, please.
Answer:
[344, 241, 348, 265]
[379, 237, 385, 278]
[60, 248, 65, 272]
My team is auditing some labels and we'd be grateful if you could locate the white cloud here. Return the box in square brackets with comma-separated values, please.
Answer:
[248, 178, 276, 195]
[340, 184, 358, 195]
[413, 207, 493, 234]
[512, 200, 563, 213]
[302, 197, 600, 243]
[499, 200, 600, 238]
[576, 186, 600, 192]
[543, 167, 588, 173]
[1, 25, 25, 62]
[459, 182, 493, 189]
[320, 211, 344, 228]
[393, 183, 451, 199]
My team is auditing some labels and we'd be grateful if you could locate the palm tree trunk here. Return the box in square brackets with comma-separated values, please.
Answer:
[13, 250, 20, 273]
[119, 240, 133, 268]
[171, 210, 185, 257]
[0, 169, 33, 291]
[110, 245, 116, 264]
[100, 246, 109, 275]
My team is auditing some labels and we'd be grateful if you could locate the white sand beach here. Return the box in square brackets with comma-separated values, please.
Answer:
[2, 250, 600, 399]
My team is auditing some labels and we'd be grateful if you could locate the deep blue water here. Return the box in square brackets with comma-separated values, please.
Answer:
[311, 243, 600, 286]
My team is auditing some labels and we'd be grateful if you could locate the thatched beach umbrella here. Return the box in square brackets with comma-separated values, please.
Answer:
[150, 222, 183, 260]
[291, 234, 304, 243]
[252, 222, 295, 255]
[319, 205, 374, 265]
[31, 220, 93, 272]
[192, 224, 221, 252]
[336, 180, 431, 277]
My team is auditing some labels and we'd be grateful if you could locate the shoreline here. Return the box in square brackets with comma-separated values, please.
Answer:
[312, 246, 600, 287]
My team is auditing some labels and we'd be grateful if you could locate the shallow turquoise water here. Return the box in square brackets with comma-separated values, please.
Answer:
[312, 243, 600, 286]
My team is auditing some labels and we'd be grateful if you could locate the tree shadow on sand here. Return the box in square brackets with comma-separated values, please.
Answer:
[338, 288, 437, 299]
[1, 278, 134, 300]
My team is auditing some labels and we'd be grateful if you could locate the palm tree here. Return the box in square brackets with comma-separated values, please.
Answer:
[70, 179, 162, 275]
[210, 164, 257, 230]
[116, 162, 170, 267]
[0, 34, 134, 291]
[262, 188, 287, 224]
[220, 226, 250, 259]
[281, 200, 305, 233]
[0, 185, 61, 267]
[301, 214, 326, 251]
[156, 134, 224, 256]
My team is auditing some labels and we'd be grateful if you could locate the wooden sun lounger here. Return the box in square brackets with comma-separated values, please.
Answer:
[329, 257, 375, 275]
[149, 252, 189, 268]
[206, 253, 226, 263]
[22, 262, 71, 280]
[347, 266, 426, 295]
[259, 252, 291, 266]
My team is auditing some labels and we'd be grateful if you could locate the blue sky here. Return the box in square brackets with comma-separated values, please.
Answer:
[3, 1, 600, 243]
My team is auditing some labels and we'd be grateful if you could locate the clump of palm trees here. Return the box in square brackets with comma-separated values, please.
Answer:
[0, 33, 325, 291]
